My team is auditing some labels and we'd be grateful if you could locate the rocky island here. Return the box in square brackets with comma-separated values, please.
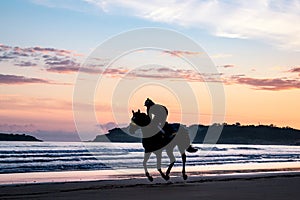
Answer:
[0, 133, 42, 142]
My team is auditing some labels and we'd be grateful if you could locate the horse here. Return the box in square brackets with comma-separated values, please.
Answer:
[129, 109, 197, 181]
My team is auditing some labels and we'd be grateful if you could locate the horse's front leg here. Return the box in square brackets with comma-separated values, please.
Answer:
[154, 150, 168, 181]
[143, 152, 153, 181]
[165, 147, 176, 180]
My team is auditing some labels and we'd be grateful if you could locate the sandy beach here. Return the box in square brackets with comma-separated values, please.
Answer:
[1, 170, 300, 200]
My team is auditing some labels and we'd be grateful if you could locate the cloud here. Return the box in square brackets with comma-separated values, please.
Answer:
[96, 122, 118, 133]
[15, 61, 38, 67]
[125, 67, 223, 82]
[230, 74, 246, 78]
[128, 66, 300, 91]
[46, 63, 105, 74]
[0, 74, 52, 85]
[45, 58, 81, 73]
[162, 50, 202, 57]
[0, 45, 73, 59]
[31, 46, 72, 55]
[0, 55, 15, 60]
[231, 76, 300, 91]
[0, 123, 36, 133]
[9, 46, 73, 56]
[96, 122, 129, 137]
[0, 43, 112, 75]
[0, 43, 108, 75]
[46, 66, 80, 73]
[289, 67, 300, 73]
[86, 0, 300, 50]
[0, 44, 83, 69]
[220, 64, 235, 68]
[47, 66, 127, 75]
[45, 59, 78, 67]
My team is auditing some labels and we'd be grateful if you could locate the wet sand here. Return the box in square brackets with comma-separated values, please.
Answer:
[1, 172, 300, 200]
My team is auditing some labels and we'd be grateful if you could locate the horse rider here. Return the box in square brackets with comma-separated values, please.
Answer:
[144, 98, 198, 153]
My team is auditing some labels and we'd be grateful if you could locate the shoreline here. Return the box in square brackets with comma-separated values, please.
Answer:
[1, 161, 300, 185]
[1, 171, 300, 200]
[1, 159, 300, 199]
[0, 162, 300, 186]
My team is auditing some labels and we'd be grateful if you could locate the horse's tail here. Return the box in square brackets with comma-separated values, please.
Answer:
[186, 145, 198, 153]
[175, 126, 198, 153]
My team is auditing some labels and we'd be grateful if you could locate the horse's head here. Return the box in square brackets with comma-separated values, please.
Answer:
[129, 109, 151, 134]
[131, 109, 151, 126]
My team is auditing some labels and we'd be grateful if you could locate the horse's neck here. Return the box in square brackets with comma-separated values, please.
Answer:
[141, 127, 155, 137]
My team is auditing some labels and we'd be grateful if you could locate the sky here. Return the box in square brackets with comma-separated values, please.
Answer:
[0, 0, 300, 141]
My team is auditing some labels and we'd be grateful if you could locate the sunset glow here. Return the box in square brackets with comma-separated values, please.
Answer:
[1, 0, 300, 141]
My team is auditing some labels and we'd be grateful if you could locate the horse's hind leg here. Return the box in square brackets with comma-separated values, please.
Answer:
[178, 145, 188, 180]
[165, 147, 176, 180]
[143, 152, 153, 182]
[177, 128, 190, 180]
[181, 152, 188, 180]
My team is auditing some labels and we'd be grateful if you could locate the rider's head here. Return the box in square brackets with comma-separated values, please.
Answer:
[144, 98, 155, 107]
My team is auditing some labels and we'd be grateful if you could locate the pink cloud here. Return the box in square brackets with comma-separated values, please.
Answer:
[232, 76, 300, 91]
[30, 46, 73, 55]
[222, 64, 235, 68]
[0, 74, 51, 85]
[289, 67, 300, 74]
[125, 67, 223, 82]
[162, 50, 202, 57]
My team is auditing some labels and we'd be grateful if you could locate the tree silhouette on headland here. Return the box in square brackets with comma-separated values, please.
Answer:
[93, 123, 300, 145]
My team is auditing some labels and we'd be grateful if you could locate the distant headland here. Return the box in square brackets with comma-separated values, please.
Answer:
[93, 123, 300, 145]
[0, 133, 42, 142]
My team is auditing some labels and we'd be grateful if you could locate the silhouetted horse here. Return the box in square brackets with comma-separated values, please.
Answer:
[129, 110, 197, 181]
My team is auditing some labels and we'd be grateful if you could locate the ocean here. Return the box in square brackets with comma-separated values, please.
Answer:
[1, 141, 300, 174]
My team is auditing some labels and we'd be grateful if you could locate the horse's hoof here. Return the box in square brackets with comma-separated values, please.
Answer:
[147, 176, 154, 182]
[161, 173, 169, 181]
[183, 174, 188, 180]
[146, 172, 153, 182]
[164, 175, 170, 181]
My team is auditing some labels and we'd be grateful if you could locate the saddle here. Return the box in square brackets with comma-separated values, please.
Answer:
[142, 122, 180, 153]
[162, 122, 180, 139]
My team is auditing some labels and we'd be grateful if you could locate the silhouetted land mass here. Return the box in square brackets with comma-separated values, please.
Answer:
[93, 124, 300, 145]
[93, 127, 140, 143]
[0, 133, 42, 142]
[190, 124, 300, 145]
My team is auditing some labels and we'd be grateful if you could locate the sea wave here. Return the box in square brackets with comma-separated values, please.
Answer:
[1, 142, 300, 174]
